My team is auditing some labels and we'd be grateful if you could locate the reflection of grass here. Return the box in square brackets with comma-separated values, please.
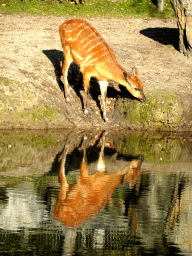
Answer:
[34, 172, 79, 193]
[117, 133, 181, 164]
[0, 0, 175, 19]
[0, 176, 28, 187]
[24, 133, 57, 149]
[0, 131, 62, 173]
[13, 132, 58, 149]
[34, 175, 58, 192]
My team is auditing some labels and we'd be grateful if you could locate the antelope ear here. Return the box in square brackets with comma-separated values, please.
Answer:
[132, 67, 138, 75]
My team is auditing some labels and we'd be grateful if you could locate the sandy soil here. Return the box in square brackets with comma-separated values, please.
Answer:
[0, 14, 192, 128]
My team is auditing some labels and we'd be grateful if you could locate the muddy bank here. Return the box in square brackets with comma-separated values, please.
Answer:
[0, 15, 191, 130]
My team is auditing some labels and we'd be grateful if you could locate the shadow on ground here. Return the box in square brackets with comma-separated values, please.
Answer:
[140, 27, 179, 51]
[43, 49, 64, 91]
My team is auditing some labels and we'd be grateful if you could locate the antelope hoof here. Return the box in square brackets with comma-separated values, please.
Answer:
[104, 117, 108, 122]
[84, 109, 88, 115]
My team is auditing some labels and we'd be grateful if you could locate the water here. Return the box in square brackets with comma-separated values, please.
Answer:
[0, 129, 191, 255]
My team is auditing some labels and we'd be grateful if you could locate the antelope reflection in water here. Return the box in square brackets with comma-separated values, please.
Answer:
[54, 131, 143, 227]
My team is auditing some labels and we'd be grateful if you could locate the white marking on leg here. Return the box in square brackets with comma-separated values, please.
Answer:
[99, 81, 108, 89]
[97, 162, 106, 172]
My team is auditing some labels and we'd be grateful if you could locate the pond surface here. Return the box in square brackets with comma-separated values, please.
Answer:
[0, 129, 192, 256]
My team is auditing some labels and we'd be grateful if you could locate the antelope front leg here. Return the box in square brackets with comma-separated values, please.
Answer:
[61, 46, 72, 102]
[59, 145, 69, 184]
[97, 131, 106, 172]
[80, 136, 88, 178]
[99, 81, 108, 121]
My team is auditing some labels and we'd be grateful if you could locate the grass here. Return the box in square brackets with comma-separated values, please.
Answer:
[0, 76, 68, 129]
[0, 0, 175, 19]
[119, 90, 183, 130]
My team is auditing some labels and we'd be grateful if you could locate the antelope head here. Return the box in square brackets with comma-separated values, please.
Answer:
[124, 67, 146, 102]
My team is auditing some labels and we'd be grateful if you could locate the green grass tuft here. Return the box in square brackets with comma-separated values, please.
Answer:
[119, 90, 183, 130]
[0, 0, 175, 19]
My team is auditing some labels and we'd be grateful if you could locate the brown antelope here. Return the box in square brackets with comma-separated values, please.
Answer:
[54, 132, 143, 227]
[59, 18, 146, 121]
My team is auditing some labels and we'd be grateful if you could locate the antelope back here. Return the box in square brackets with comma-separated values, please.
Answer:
[54, 171, 124, 227]
[54, 132, 143, 227]
[54, 159, 142, 228]
[59, 19, 117, 69]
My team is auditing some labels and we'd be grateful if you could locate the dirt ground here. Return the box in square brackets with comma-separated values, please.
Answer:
[0, 14, 192, 129]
